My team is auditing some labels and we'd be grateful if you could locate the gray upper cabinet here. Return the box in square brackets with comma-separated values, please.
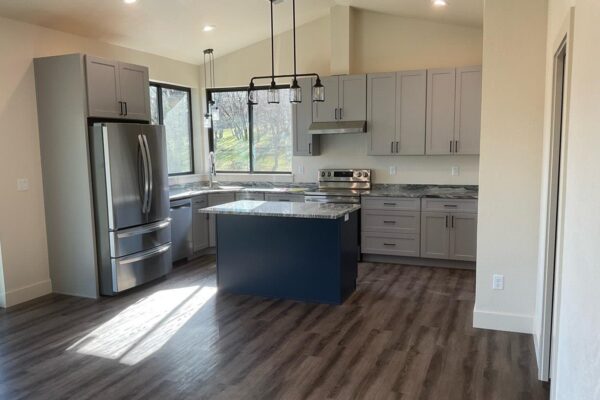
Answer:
[426, 66, 482, 155]
[397, 70, 426, 155]
[293, 78, 320, 156]
[85, 55, 150, 121]
[454, 66, 482, 155]
[313, 74, 366, 122]
[426, 68, 456, 155]
[367, 70, 426, 155]
[367, 72, 396, 155]
[449, 213, 477, 261]
[339, 75, 367, 121]
[313, 76, 339, 122]
[86, 56, 122, 119]
[118, 62, 150, 121]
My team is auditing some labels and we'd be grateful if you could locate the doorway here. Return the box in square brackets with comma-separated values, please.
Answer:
[539, 37, 568, 382]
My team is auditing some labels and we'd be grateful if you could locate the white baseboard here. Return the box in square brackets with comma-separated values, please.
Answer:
[473, 306, 533, 334]
[1, 279, 53, 308]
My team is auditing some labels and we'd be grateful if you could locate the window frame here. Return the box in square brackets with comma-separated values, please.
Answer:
[207, 85, 293, 175]
[150, 82, 195, 176]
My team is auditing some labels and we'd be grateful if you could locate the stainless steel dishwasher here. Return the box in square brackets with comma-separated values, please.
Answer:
[169, 198, 192, 263]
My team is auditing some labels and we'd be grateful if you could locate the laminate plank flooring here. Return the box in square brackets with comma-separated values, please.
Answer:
[0, 257, 549, 400]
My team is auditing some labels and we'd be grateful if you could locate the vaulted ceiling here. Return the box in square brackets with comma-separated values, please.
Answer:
[0, 0, 483, 64]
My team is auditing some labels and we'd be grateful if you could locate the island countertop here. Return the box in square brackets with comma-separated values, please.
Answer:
[199, 200, 361, 220]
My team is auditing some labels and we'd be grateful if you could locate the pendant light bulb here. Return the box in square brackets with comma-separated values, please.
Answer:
[267, 81, 280, 104]
[203, 112, 212, 129]
[312, 78, 325, 102]
[248, 82, 258, 105]
[211, 105, 220, 121]
[290, 79, 302, 104]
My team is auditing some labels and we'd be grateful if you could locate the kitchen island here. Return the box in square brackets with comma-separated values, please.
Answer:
[199, 200, 360, 304]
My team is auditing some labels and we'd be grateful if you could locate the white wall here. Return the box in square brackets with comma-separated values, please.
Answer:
[210, 10, 483, 185]
[549, 0, 600, 398]
[474, 0, 548, 333]
[0, 15, 203, 307]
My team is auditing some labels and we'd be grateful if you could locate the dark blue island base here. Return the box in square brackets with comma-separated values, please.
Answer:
[216, 211, 358, 304]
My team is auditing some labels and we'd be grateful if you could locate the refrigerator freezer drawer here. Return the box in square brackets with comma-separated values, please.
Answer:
[111, 243, 172, 293]
[109, 218, 172, 258]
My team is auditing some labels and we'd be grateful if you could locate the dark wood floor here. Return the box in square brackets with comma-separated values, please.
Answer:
[0, 257, 549, 400]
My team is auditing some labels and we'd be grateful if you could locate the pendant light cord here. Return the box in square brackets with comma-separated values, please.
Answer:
[270, 0, 275, 86]
[292, 0, 297, 80]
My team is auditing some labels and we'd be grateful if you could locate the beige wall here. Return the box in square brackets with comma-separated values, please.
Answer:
[0, 15, 203, 307]
[474, 0, 548, 333]
[211, 9, 483, 185]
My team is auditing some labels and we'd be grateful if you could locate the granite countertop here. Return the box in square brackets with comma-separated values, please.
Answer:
[198, 200, 361, 220]
[363, 184, 478, 199]
[169, 183, 316, 201]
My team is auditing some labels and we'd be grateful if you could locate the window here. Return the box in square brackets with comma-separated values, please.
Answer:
[150, 83, 194, 176]
[208, 87, 292, 174]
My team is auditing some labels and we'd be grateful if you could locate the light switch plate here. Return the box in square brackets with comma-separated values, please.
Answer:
[389, 166, 397, 176]
[492, 274, 504, 290]
[451, 166, 460, 176]
[17, 178, 29, 191]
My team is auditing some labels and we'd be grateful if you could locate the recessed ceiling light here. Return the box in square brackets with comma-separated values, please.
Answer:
[203, 25, 216, 32]
[123, 0, 137, 4]
[432, 0, 448, 7]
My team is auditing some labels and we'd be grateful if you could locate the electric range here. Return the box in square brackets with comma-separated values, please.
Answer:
[304, 169, 372, 204]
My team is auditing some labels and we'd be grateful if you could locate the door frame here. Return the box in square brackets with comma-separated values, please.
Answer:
[538, 8, 574, 383]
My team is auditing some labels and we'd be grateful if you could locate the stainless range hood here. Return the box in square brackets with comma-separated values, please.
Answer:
[308, 121, 367, 134]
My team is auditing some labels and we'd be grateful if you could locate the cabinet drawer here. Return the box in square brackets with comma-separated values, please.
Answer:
[361, 232, 420, 257]
[236, 192, 265, 201]
[361, 197, 420, 211]
[264, 193, 305, 202]
[208, 192, 235, 206]
[362, 210, 420, 234]
[192, 195, 208, 207]
[421, 198, 477, 213]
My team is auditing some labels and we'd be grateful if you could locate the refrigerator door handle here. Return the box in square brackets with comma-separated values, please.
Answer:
[138, 134, 150, 214]
[116, 218, 172, 239]
[142, 134, 153, 214]
[117, 243, 171, 265]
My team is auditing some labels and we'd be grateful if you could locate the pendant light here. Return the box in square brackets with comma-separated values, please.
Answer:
[203, 48, 219, 122]
[247, 0, 324, 105]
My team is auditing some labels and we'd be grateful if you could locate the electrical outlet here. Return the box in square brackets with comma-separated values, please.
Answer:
[389, 166, 397, 176]
[17, 178, 29, 192]
[492, 274, 504, 290]
[451, 166, 460, 176]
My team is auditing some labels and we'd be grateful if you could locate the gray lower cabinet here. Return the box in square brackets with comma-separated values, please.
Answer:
[208, 192, 236, 247]
[192, 195, 209, 253]
[293, 78, 320, 156]
[420, 199, 478, 261]
[235, 192, 265, 201]
[264, 193, 305, 202]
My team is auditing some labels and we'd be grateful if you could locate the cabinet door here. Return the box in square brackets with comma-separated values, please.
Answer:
[426, 68, 456, 155]
[397, 70, 426, 155]
[339, 74, 367, 121]
[119, 62, 150, 121]
[449, 213, 477, 261]
[293, 78, 319, 156]
[208, 193, 235, 247]
[454, 66, 482, 155]
[367, 73, 396, 155]
[192, 196, 209, 252]
[313, 76, 339, 122]
[264, 193, 305, 202]
[86, 55, 122, 119]
[420, 212, 450, 259]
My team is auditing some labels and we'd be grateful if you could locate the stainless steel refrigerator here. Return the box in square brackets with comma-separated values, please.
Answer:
[89, 123, 172, 296]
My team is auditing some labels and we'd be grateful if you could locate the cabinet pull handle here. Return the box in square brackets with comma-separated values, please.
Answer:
[340, 107, 343, 120]
[443, 204, 458, 208]
[383, 220, 396, 224]
[455, 140, 459, 153]
[449, 140, 453, 153]
[124, 102, 128, 116]
[383, 203, 397, 206]
[383, 243, 396, 246]
[395, 141, 399, 153]
[391, 142, 394, 153]
[335, 108, 339, 120]
[308, 143, 312, 154]
[119, 101, 124, 116]
[446, 215, 448, 228]
[452, 215, 455, 228]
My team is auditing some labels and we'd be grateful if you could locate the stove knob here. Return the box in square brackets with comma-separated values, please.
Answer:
[356, 172, 362, 177]
[327, 172, 332, 177]
[321, 172, 326, 177]
[363, 172, 369, 178]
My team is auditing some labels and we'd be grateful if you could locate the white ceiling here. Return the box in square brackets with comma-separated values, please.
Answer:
[0, 0, 482, 65]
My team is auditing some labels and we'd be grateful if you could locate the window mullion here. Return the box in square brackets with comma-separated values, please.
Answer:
[249, 101, 254, 173]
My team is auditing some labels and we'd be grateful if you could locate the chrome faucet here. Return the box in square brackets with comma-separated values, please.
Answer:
[208, 151, 217, 188]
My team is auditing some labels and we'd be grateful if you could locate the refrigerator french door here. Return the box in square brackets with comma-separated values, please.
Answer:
[90, 122, 172, 296]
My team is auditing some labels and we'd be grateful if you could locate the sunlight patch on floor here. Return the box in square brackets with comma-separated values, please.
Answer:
[67, 285, 217, 365]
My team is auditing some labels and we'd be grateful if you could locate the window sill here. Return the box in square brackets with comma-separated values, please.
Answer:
[215, 173, 294, 183]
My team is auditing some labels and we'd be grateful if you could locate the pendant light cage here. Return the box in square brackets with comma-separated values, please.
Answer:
[203, 48, 219, 122]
